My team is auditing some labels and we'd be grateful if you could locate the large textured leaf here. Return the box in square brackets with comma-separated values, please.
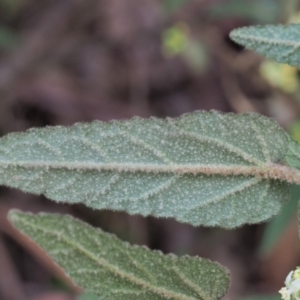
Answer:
[9, 211, 230, 300]
[0, 111, 293, 228]
[230, 24, 300, 67]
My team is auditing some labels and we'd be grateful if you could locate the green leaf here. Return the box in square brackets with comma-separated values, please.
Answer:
[285, 138, 300, 170]
[0, 111, 293, 228]
[9, 211, 230, 300]
[230, 24, 300, 67]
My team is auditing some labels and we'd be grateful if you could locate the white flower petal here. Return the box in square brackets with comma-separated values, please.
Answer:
[286, 271, 294, 286]
[290, 279, 300, 292]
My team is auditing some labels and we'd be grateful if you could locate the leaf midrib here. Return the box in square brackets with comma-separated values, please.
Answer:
[2, 161, 300, 184]
[21, 219, 210, 300]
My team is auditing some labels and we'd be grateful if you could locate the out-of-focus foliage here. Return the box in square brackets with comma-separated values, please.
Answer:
[259, 185, 300, 255]
[0, 0, 21, 50]
[163, 22, 208, 72]
[289, 11, 300, 23]
[0, 26, 19, 50]
[164, 0, 192, 14]
[183, 40, 208, 73]
[209, 0, 282, 23]
[289, 122, 300, 144]
[260, 61, 299, 94]
[259, 119, 300, 255]
[0, 0, 21, 17]
[163, 23, 189, 56]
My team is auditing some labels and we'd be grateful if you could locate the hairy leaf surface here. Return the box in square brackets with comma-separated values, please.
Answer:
[230, 24, 300, 66]
[0, 111, 291, 228]
[9, 211, 230, 300]
[285, 138, 300, 170]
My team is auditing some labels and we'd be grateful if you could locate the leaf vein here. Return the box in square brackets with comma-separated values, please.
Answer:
[250, 119, 271, 161]
[168, 120, 261, 165]
[188, 177, 261, 211]
[23, 220, 198, 300]
[128, 175, 179, 203]
[121, 128, 173, 165]
[171, 265, 214, 300]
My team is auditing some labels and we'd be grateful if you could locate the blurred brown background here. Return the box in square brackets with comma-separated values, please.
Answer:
[0, 0, 299, 299]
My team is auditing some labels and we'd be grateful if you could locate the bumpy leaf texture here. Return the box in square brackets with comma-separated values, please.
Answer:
[0, 111, 291, 228]
[285, 138, 300, 170]
[9, 211, 230, 300]
[230, 24, 300, 67]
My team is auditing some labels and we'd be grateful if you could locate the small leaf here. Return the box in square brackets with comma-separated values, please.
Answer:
[230, 24, 300, 67]
[9, 211, 230, 300]
[0, 111, 294, 228]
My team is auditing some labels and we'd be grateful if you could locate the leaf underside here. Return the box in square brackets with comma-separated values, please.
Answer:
[9, 211, 230, 300]
[0, 111, 290, 228]
[285, 138, 300, 170]
[230, 24, 300, 67]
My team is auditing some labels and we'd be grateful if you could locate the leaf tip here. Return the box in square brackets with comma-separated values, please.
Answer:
[8, 209, 31, 230]
[229, 27, 247, 46]
[8, 209, 22, 223]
